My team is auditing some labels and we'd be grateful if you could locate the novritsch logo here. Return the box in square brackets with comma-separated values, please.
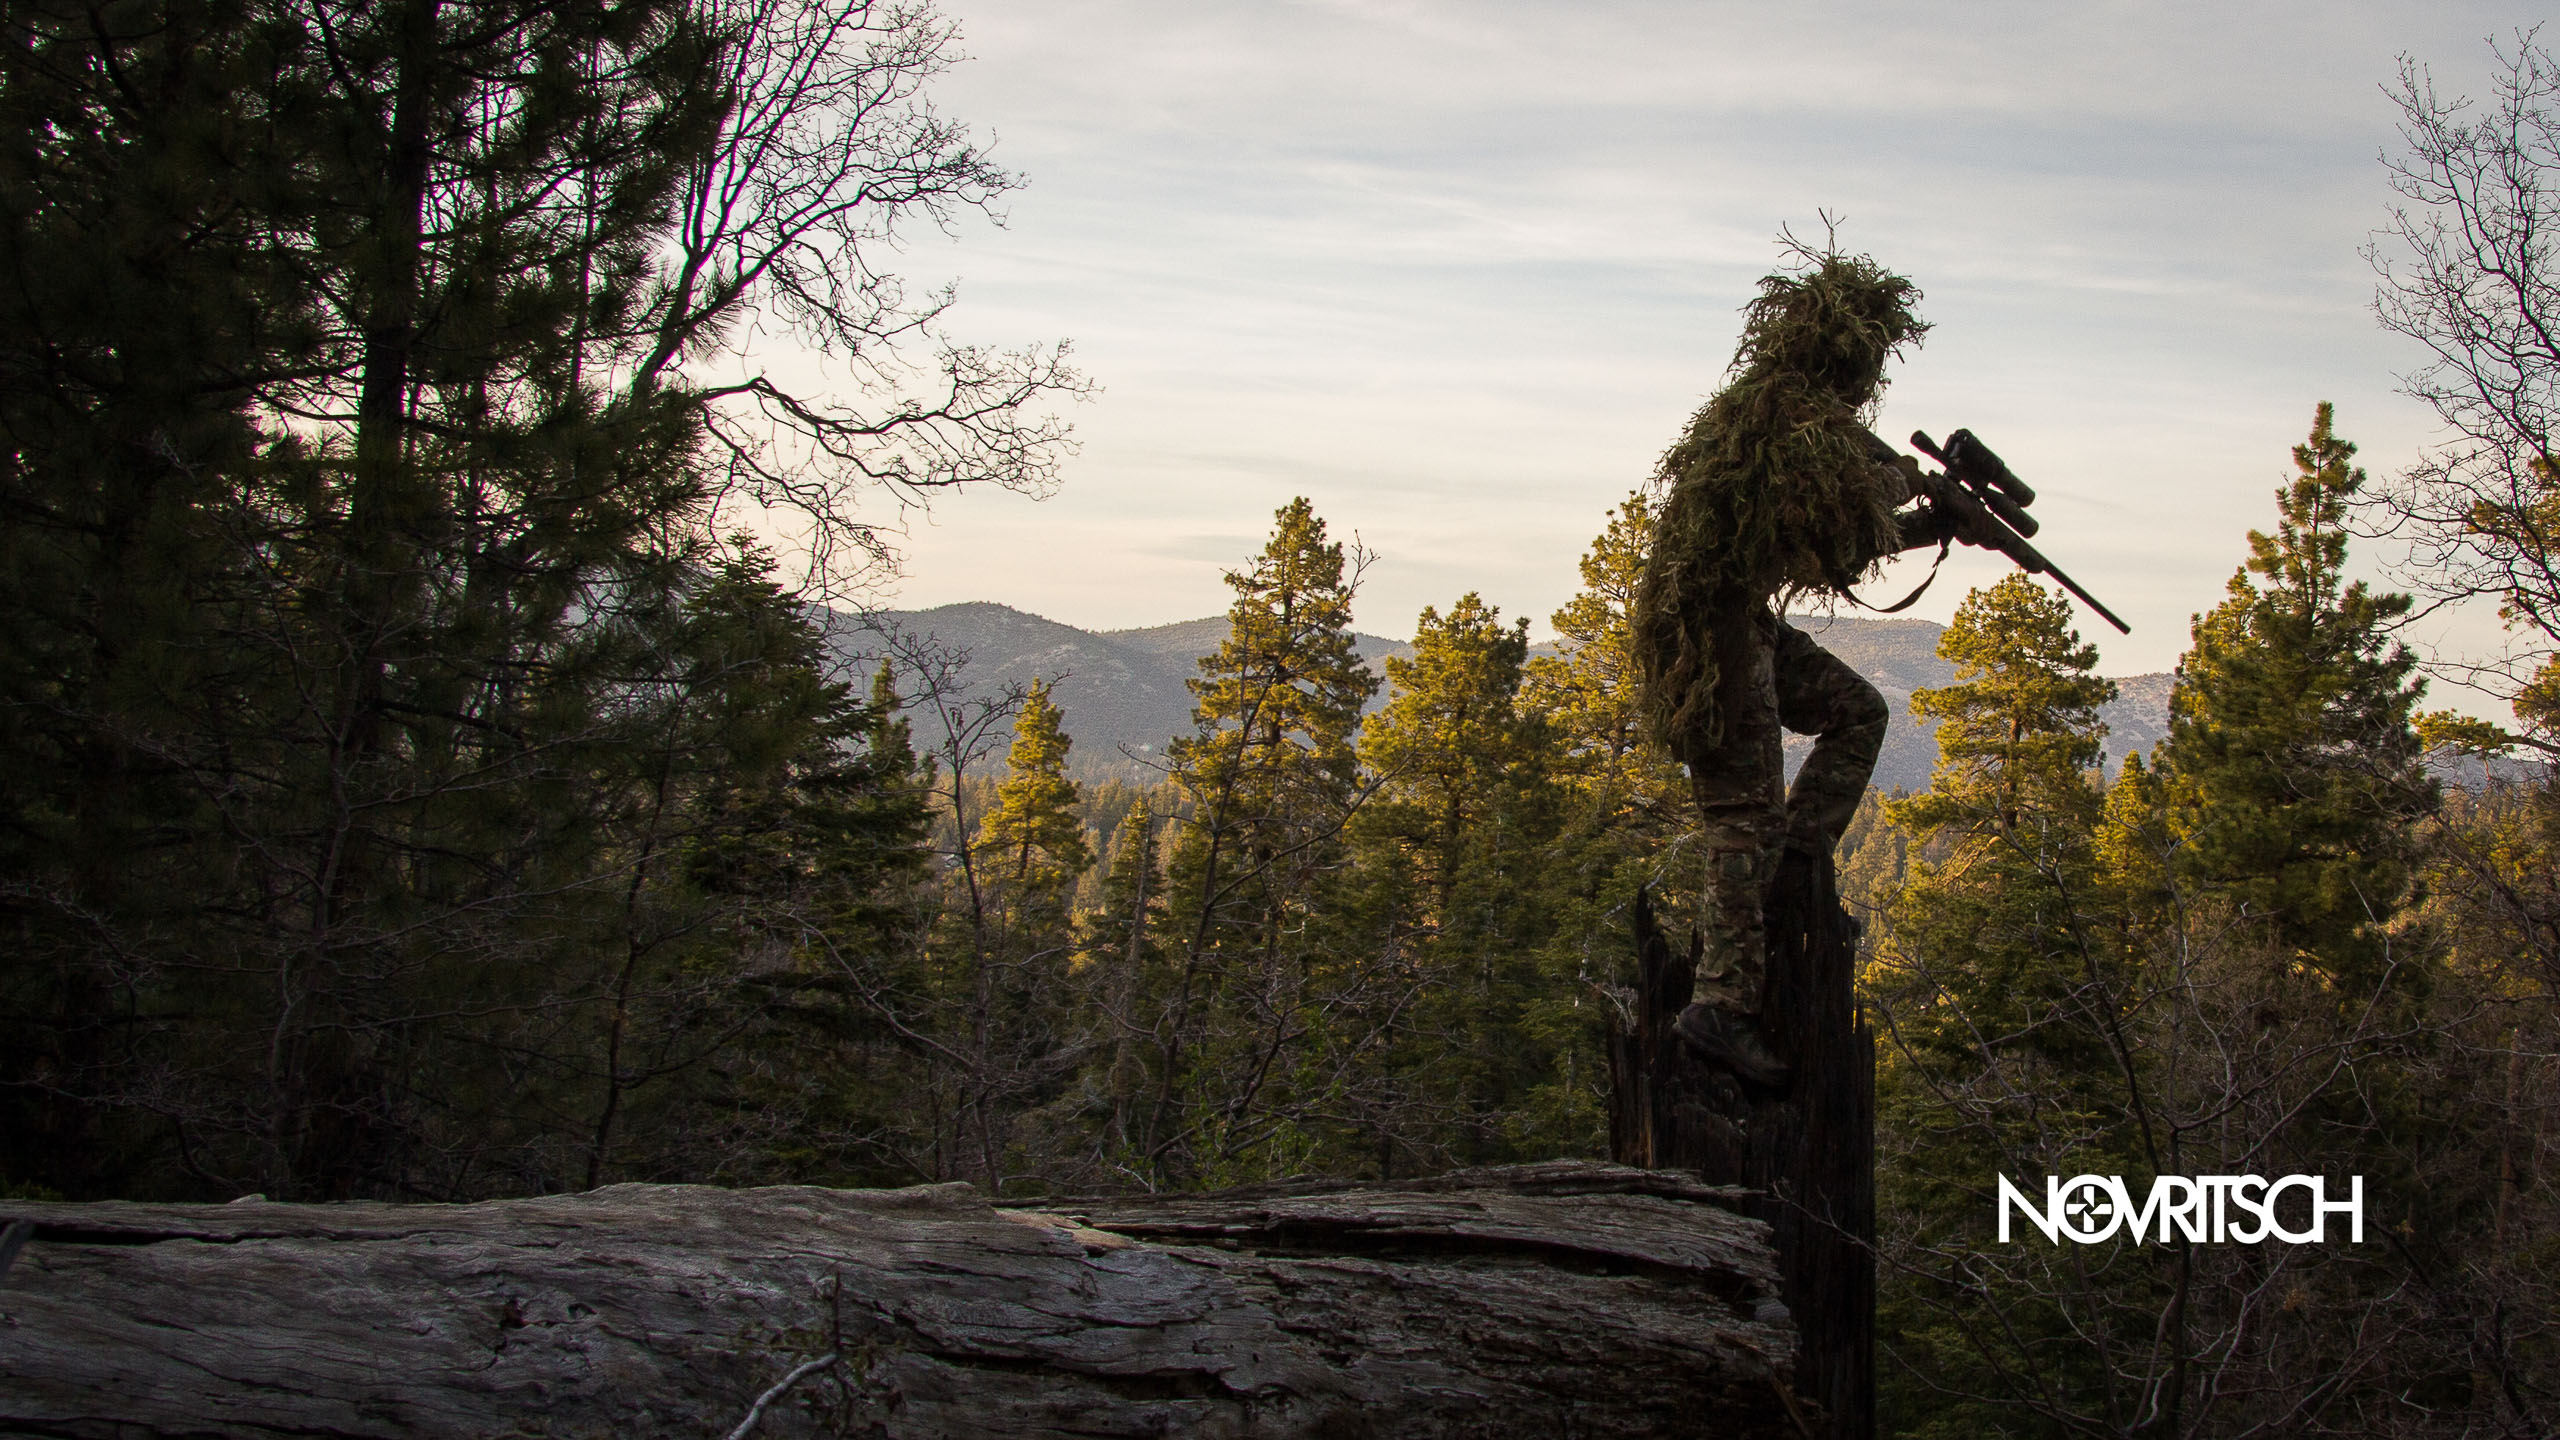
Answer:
[1998, 1173, 2364, 1245]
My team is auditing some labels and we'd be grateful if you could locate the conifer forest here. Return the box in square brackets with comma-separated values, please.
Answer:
[5, 3, 2560, 1436]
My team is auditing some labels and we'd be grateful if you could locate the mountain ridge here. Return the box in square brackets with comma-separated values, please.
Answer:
[836, 601, 2173, 791]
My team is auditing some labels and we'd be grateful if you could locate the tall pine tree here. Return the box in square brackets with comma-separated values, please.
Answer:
[1871, 576, 2131, 1438]
[1128, 497, 1377, 1186]
[1515, 494, 1696, 1155]
[0, 0, 1061, 1201]
[2163, 402, 2437, 987]
[1343, 594, 1564, 1171]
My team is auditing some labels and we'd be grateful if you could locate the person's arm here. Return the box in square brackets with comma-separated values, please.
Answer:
[1855, 426, 1962, 553]
[1892, 492, 1961, 552]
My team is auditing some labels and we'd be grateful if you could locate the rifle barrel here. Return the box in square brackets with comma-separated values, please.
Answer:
[2042, 561, 2133, 634]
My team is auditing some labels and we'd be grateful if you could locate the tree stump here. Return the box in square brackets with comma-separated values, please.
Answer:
[0, 1161, 1805, 1439]
[1610, 849, 1875, 1440]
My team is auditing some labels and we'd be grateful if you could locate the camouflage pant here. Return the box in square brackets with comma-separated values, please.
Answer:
[1688, 608, 1888, 1013]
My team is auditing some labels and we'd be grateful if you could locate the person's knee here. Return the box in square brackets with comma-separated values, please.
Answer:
[1809, 682, 1888, 761]
[1840, 679, 1889, 732]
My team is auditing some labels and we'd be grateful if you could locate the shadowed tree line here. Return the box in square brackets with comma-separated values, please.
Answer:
[0, 0, 1075, 1201]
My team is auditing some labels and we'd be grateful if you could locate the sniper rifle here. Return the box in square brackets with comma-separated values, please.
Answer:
[1908, 428, 2130, 634]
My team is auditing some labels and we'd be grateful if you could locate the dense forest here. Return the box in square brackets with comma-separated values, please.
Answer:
[4, 3, 2559, 1436]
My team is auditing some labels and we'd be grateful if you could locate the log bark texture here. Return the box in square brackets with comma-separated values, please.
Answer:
[1610, 851, 1875, 1440]
[0, 1161, 1805, 1439]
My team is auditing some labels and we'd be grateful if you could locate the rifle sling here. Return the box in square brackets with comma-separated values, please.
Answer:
[1845, 535, 1950, 616]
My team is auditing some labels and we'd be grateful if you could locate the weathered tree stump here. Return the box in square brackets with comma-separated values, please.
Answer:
[1610, 850, 1875, 1440]
[0, 1161, 1805, 1439]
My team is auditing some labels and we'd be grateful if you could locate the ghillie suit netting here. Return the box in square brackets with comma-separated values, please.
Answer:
[1631, 250, 1927, 761]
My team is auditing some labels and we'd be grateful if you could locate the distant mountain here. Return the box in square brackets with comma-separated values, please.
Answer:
[2100, 673, 2175, 772]
[1784, 613, 2169, 792]
[840, 602, 2173, 792]
[1105, 616, 1413, 673]
[840, 603, 1413, 780]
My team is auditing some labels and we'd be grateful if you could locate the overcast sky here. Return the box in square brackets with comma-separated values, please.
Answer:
[854, 0, 2545, 681]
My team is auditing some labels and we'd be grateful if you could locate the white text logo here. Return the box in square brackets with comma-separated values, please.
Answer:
[1997, 1173, 2363, 1245]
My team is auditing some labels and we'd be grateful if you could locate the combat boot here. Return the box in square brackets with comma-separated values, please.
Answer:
[1672, 1003, 1792, 1088]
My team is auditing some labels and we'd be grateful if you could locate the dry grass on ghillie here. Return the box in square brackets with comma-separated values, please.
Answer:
[1632, 250, 1927, 758]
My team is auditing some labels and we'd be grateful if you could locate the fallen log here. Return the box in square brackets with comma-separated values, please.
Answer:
[0, 1160, 1803, 1439]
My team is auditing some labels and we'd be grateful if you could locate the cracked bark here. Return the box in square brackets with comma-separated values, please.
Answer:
[0, 1161, 1800, 1439]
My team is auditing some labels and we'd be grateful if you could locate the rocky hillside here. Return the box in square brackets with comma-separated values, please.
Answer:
[842, 603, 2171, 791]
[840, 603, 1413, 780]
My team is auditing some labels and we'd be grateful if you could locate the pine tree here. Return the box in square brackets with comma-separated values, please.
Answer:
[974, 681, 1093, 914]
[889, 678, 1091, 1191]
[1162, 496, 1377, 948]
[1361, 595, 1539, 913]
[1871, 577, 2134, 1436]
[1523, 493, 1684, 806]
[1168, 497, 1375, 856]
[1078, 794, 1165, 1167]
[1894, 573, 2117, 844]
[1090, 796, 1165, 971]
[1877, 575, 2120, 1088]
[1511, 494, 1697, 1156]
[1875, 418, 2464, 1439]
[0, 0, 313, 1197]
[577, 544, 936, 1191]
[1131, 497, 1379, 1185]
[0, 0, 1060, 1200]
[2162, 402, 2437, 986]
[1341, 594, 1565, 1170]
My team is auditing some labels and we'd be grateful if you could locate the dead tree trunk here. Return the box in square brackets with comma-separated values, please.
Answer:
[1611, 850, 1875, 1440]
[0, 1161, 1804, 1439]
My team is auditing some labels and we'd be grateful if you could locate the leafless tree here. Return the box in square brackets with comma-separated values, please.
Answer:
[823, 621, 1102, 1193]
[2368, 31, 2560, 752]
[642, 0, 1087, 594]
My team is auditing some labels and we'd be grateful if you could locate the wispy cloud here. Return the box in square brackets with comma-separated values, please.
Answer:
[864, 0, 2543, 673]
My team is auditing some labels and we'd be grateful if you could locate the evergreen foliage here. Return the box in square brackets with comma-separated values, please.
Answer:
[0, 0, 1063, 1201]
[1127, 497, 1379, 1186]
[2162, 403, 2438, 985]
[1526, 493, 1687, 809]
[1894, 575, 2116, 841]
[1076, 792, 1166, 1165]
[1518, 496, 1700, 1152]
[977, 681, 1093, 903]
[1877, 576, 2119, 1066]
[1343, 594, 1565, 1170]
[1868, 578, 2130, 1435]
[894, 678, 1089, 1192]
[1360, 595, 1540, 913]
[1869, 412, 2502, 1439]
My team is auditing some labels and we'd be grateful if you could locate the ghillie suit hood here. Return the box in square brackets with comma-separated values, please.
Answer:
[1631, 249, 1926, 760]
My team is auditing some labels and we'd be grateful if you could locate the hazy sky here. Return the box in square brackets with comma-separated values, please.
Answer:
[854, 0, 2544, 680]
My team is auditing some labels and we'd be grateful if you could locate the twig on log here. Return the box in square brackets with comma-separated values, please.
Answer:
[725, 1353, 841, 1440]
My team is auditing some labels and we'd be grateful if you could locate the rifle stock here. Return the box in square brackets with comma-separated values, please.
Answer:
[1909, 430, 2130, 635]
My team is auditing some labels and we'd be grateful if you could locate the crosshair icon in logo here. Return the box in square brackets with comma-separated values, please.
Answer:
[2059, 1177, 2117, 1240]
